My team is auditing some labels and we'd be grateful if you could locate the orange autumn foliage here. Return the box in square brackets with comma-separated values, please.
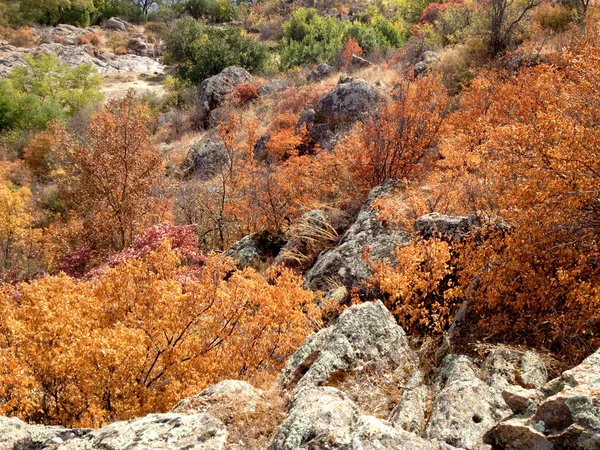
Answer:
[386, 25, 600, 356]
[0, 241, 320, 427]
[341, 37, 362, 67]
[340, 74, 450, 196]
[54, 92, 165, 253]
[368, 238, 463, 334]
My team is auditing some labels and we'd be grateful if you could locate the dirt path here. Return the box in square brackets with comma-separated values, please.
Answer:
[101, 72, 167, 100]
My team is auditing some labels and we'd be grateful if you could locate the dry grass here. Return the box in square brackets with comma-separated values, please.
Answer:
[324, 362, 414, 419]
[4, 27, 39, 48]
[216, 387, 289, 449]
[77, 32, 104, 51]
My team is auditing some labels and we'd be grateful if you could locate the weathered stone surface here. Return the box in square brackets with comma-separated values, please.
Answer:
[278, 300, 417, 391]
[307, 63, 333, 81]
[258, 79, 287, 96]
[197, 66, 255, 128]
[304, 180, 411, 295]
[181, 137, 229, 180]
[105, 17, 133, 31]
[415, 212, 481, 241]
[426, 355, 511, 449]
[268, 386, 359, 450]
[314, 77, 384, 129]
[88, 413, 227, 449]
[0, 44, 163, 77]
[390, 370, 430, 435]
[414, 51, 439, 77]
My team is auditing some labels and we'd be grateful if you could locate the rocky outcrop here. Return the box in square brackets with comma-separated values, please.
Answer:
[278, 300, 418, 391]
[426, 355, 511, 449]
[304, 179, 411, 296]
[314, 76, 384, 130]
[0, 43, 163, 77]
[3, 299, 600, 450]
[196, 66, 255, 128]
[485, 346, 600, 449]
[414, 51, 440, 77]
[224, 231, 286, 269]
[105, 17, 134, 32]
[181, 137, 229, 180]
[307, 63, 333, 81]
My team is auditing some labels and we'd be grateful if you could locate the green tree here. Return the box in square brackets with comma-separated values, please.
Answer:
[163, 17, 268, 83]
[0, 53, 102, 134]
[20, 0, 95, 26]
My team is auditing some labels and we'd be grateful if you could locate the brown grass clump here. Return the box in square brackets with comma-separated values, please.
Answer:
[324, 362, 413, 418]
[77, 32, 104, 50]
[5, 27, 39, 48]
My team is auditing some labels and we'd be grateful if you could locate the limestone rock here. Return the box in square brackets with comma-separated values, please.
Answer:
[304, 179, 411, 295]
[182, 137, 229, 180]
[278, 300, 417, 391]
[223, 231, 285, 269]
[314, 77, 384, 129]
[258, 79, 287, 96]
[268, 386, 359, 450]
[197, 66, 255, 128]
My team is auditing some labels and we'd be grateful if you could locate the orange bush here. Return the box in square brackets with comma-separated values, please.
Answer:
[341, 37, 362, 67]
[235, 83, 259, 104]
[0, 242, 320, 427]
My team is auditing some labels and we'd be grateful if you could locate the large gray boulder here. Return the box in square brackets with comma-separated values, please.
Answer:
[88, 413, 227, 449]
[269, 387, 458, 450]
[0, 416, 89, 449]
[425, 355, 511, 449]
[485, 346, 600, 449]
[314, 77, 384, 130]
[269, 386, 359, 450]
[304, 179, 411, 296]
[197, 66, 255, 128]
[278, 300, 418, 392]
[182, 137, 229, 180]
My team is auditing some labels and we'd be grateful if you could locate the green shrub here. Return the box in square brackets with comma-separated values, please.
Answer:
[182, 0, 239, 22]
[0, 53, 102, 134]
[279, 8, 405, 68]
[163, 17, 269, 83]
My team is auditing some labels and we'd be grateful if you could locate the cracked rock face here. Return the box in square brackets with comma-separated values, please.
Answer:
[425, 355, 511, 449]
[314, 77, 384, 130]
[304, 180, 411, 296]
[278, 300, 418, 393]
[485, 346, 600, 449]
